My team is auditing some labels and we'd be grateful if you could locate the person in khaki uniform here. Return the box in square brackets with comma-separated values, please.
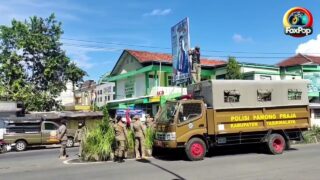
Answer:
[58, 119, 68, 159]
[113, 116, 128, 163]
[189, 46, 201, 83]
[74, 121, 87, 157]
[133, 115, 146, 159]
[145, 114, 155, 130]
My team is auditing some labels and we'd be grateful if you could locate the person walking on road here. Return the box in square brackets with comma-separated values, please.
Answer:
[113, 116, 128, 163]
[133, 115, 146, 159]
[58, 119, 68, 159]
[74, 121, 87, 157]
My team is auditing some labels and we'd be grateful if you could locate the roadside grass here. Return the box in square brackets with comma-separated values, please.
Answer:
[145, 127, 155, 149]
[81, 107, 115, 161]
[302, 126, 320, 144]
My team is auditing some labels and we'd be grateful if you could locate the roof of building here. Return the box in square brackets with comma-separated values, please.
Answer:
[126, 49, 226, 67]
[277, 54, 320, 67]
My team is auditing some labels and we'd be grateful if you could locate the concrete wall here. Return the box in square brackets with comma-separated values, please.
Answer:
[56, 81, 75, 106]
[310, 109, 320, 127]
[281, 75, 302, 80]
[115, 74, 146, 100]
[135, 74, 146, 97]
[241, 67, 279, 74]
[254, 74, 281, 80]
[116, 79, 126, 99]
[119, 55, 142, 74]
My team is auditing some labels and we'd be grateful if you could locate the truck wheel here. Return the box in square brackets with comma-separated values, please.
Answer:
[66, 138, 74, 148]
[267, 133, 285, 154]
[15, 140, 27, 151]
[185, 138, 206, 161]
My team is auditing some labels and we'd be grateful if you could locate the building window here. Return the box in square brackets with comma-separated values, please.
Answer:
[105, 96, 107, 101]
[216, 74, 225, 80]
[314, 109, 320, 119]
[288, 89, 302, 100]
[224, 90, 240, 103]
[167, 76, 172, 86]
[257, 89, 272, 102]
[260, 75, 272, 80]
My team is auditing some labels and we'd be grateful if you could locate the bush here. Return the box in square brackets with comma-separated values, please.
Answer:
[81, 107, 115, 161]
[144, 127, 155, 149]
[302, 126, 320, 144]
[81, 124, 115, 161]
[127, 129, 135, 151]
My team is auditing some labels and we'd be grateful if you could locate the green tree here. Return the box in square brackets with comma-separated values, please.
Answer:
[0, 19, 29, 101]
[0, 14, 86, 111]
[225, 57, 242, 79]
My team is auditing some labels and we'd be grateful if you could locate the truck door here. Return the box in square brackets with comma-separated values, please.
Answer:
[176, 101, 207, 142]
[41, 122, 59, 144]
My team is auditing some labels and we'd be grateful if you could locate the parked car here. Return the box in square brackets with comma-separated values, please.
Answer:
[2, 117, 75, 151]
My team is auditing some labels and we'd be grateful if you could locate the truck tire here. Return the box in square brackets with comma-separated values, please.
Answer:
[267, 133, 285, 154]
[66, 137, 74, 148]
[15, 140, 27, 151]
[185, 138, 207, 161]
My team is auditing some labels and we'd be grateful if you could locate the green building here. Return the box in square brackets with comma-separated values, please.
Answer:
[101, 49, 225, 115]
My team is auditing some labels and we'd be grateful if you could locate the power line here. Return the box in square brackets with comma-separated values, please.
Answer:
[62, 43, 317, 61]
[62, 38, 171, 50]
[62, 37, 320, 55]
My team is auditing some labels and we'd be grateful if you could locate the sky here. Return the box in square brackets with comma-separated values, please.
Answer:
[0, 0, 319, 81]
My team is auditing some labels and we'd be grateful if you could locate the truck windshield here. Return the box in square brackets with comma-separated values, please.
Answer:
[158, 102, 178, 123]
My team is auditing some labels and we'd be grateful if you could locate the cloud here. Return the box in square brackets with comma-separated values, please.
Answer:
[232, 33, 253, 43]
[0, 0, 93, 25]
[143, 8, 171, 16]
[62, 39, 121, 70]
[296, 34, 320, 56]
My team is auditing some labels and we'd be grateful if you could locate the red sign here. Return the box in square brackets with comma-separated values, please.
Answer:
[157, 91, 164, 96]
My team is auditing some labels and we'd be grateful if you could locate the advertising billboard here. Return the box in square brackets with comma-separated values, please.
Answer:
[171, 18, 191, 85]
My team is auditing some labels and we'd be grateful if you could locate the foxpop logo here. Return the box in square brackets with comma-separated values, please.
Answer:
[283, 7, 313, 37]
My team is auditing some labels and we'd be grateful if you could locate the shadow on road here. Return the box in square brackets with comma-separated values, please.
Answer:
[136, 159, 186, 180]
[152, 144, 298, 161]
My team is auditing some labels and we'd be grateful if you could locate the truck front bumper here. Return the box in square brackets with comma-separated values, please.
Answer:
[154, 140, 178, 148]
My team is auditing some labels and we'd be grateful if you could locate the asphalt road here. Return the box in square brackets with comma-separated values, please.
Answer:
[0, 144, 320, 180]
